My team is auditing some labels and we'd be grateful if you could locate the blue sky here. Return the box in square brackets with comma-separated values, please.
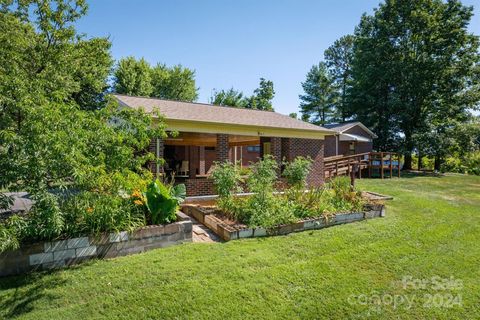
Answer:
[77, 0, 480, 116]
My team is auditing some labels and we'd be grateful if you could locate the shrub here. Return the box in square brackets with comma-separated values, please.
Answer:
[144, 179, 186, 224]
[26, 192, 65, 241]
[442, 151, 480, 175]
[282, 156, 312, 188]
[211, 161, 242, 216]
[247, 155, 278, 194]
[61, 191, 146, 236]
[211, 161, 242, 199]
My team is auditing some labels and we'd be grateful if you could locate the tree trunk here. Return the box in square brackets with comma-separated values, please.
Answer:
[434, 156, 441, 171]
[404, 153, 412, 170]
[418, 151, 423, 171]
[403, 132, 414, 170]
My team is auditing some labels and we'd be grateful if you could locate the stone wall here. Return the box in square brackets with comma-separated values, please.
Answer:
[0, 212, 192, 277]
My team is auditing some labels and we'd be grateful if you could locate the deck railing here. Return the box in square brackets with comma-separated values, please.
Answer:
[324, 152, 401, 179]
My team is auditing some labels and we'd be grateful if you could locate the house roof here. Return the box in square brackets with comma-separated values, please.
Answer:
[113, 94, 334, 139]
[323, 121, 378, 138]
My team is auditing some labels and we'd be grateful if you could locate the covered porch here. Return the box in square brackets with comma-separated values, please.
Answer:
[114, 94, 333, 196]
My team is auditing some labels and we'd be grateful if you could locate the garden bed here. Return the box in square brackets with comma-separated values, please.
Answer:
[0, 212, 192, 277]
[182, 203, 385, 241]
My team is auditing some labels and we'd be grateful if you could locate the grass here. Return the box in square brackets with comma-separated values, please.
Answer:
[0, 173, 479, 319]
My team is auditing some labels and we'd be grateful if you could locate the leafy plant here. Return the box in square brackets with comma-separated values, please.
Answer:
[144, 179, 186, 224]
[282, 156, 313, 188]
[211, 161, 242, 216]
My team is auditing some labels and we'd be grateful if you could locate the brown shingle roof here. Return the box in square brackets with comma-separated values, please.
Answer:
[113, 94, 333, 134]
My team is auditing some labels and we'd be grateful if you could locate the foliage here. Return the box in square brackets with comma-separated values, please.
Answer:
[61, 191, 146, 236]
[151, 64, 198, 101]
[210, 88, 248, 107]
[210, 161, 243, 215]
[25, 192, 65, 241]
[0, 193, 13, 211]
[1, 175, 480, 319]
[324, 34, 355, 122]
[442, 151, 480, 175]
[0, 223, 20, 252]
[113, 56, 153, 96]
[0, 0, 112, 111]
[282, 156, 312, 188]
[144, 179, 186, 224]
[113, 57, 199, 101]
[0, 99, 165, 194]
[0, 1, 171, 252]
[345, 0, 480, 167]
[211, 78, 275, 111]
[212, 156, 364, 228]
[246, 78, 275, 111]
[299, 62, 338, 125]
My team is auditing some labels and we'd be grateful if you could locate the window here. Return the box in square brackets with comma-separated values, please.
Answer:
[247, 145, 260, 152]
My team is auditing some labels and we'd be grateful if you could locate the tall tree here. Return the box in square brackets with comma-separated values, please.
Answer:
[0, 0, 112, 111]
[113, 59, 198, 101]
[210, 88, 247, 107]
[349, 0, 480, 168]
[151, 64, 198, 101]
[247, 78, 275, 111]
[324, 35, 355, 121]
[299, 62, 338, 125]
[113, 57, 153, 97]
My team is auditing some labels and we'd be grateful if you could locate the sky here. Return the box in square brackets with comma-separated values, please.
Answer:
[77, 0, 480, 116]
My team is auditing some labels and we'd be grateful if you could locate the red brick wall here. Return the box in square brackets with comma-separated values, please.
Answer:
[324, 135, 337, 157]
[216, 134, 229, 162]
[282, 138, 325, 187]
[185, 178, 215, 196]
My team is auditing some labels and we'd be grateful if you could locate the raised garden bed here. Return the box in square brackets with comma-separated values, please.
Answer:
[182, 203, 385, 241]
[0, 212, 192, 277]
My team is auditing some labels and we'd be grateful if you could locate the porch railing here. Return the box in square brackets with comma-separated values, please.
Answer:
[324, 152, 401, 179]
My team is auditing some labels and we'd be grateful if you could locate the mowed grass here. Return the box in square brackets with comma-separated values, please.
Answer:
[1, 174, 479, 319]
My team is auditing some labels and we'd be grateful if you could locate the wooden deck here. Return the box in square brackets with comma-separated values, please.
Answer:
[324, 152, 401, 179]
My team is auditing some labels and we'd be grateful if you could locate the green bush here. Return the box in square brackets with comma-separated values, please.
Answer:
[212, 158, 366, 229]
[61, 191, 146, 236]
[442, 151, 480, 175]
[144, 179, 186, 224]
[282, 156, 312, 188]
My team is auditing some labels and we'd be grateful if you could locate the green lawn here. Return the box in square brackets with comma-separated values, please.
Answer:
[1, 174, 479, 319]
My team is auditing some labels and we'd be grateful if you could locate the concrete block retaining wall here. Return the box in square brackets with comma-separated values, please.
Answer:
[182, 204, 385, 241]
[0, 212, 192, 277]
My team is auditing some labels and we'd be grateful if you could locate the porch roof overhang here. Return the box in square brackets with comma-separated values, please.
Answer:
[114, 94, 334, 140]
[339, 133, 372, 142]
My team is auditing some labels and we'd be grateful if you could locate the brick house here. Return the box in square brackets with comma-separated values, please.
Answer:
[323, 122, 377, 157]
[114, 94, 334, 196]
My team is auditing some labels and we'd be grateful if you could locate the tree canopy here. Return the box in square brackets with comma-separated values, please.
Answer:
[352, 0, 479, 168]
[113, 57, 198, 101]
[210, 88, 248, 107]
[210, 78, 276, 110]
[299, 62, 338, 125]
[0, 0, 165, 195]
